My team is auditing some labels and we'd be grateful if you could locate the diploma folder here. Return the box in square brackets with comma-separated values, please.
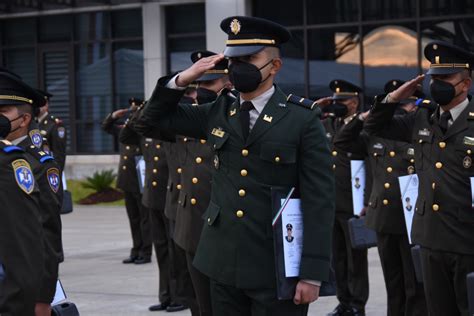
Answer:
[271, 187, 336, 300]
[347, 217, 377, 249]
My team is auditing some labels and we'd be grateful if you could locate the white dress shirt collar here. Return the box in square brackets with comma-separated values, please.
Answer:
[239, 85, 275, 115]
[439, 97, 469, 124]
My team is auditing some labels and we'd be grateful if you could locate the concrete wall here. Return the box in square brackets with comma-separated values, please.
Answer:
[64, 155, 119, 180]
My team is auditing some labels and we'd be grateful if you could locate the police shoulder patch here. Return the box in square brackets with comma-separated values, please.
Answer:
[57, 127, 66, 139]
[29, 129, 43, 148]
[47, 167, 61, 193]
[12, 159, 35, 194]
[286, 94, 318, 110]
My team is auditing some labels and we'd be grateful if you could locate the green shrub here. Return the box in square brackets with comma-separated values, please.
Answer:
[81, 169, 117, 193]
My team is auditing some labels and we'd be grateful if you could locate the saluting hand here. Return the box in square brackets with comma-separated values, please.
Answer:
[389, 75, 425, 103]
[314, 96, 333, 107]
[176, 53, 225, 87]
[112, 108, 129, 119]
[294, 280, 320, 305]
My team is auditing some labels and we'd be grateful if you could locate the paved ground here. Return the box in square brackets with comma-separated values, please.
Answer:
[59, 206, 387, 315]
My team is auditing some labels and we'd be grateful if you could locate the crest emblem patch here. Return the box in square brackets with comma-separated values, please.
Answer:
[230, 19, 241, 35]
[29, 129, 43, 148]
[47, 168, 61, 193]
[12, 159, 34, 194]
[58, 127, 66, 139]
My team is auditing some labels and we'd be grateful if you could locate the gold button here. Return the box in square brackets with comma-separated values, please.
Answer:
[242, 149, 249, 157]
[123, 156, 128, 160]
[373, 153, 377, 157]
[241, 169, 248, 177]
[383, 199, 389, 205]
[387, 167, 393, 173]
[200, 139, 206, 144]
[435, 162, 443, 169]
[432, 204, 439, 211]
[384, 183, 390, 189]
[190, 198, 197, 205]
[275, 156, 281, 163]
[177, 184, 182, 190]
[468, 149, 472, 155]
[156, 144, 161, 149]
[153, 169, 157, 174]
[122, 165, 127, 170]
[239, 189, 246, 197]
[195, 157, 202, 164]
[236, 210, 244, 218]
[332, 164, 336, 170]
[152, 181, 157, 187]
[389, 151, 395, 157]
[410, 159, 415, 163]
[439, 142, 446, 149]
[177, 168, 182, 174]
[432, 182, 436, 190]
[126, 146, 130, 150]
[332, 151, 337, 156]
[154, 156, 159, 161]
[207, 218, 211, 223]
[192, 177, 198, 184]
[183, 137, 188, 142]
[145, 143, 149, 147]
[418, 139, 423, 144]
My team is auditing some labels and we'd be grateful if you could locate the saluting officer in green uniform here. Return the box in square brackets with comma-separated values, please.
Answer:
[364, 41, 474, 316]
[318, 80, 369, 316]
[0, 70, 44, 316]
[139, 16, 335, 315]
[333, 80, 427, 316]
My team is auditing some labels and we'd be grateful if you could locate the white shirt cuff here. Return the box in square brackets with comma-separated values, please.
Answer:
[166, 73, 186, 90]
[302, 279, 321, 287]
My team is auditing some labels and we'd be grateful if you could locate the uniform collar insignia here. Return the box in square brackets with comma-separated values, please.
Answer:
[263, 114, 273, 123]
[229, 108, 237, 116]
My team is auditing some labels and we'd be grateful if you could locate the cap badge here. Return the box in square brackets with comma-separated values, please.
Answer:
[230, 18, 241, 35]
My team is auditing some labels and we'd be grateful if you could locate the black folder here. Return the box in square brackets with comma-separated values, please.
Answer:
[271, 187, 336, 300]
[347, 217, 377, 249]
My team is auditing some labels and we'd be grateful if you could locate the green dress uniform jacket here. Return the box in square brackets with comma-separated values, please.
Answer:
[141, 83, 335, 288]
[102, 113, 142, 193]
[365, 97, 474, 254]
[19, 136, 63, 304]
[0, 141, 43, 316]
[38, 114, 67, 172]
[334, 116, 416, 234]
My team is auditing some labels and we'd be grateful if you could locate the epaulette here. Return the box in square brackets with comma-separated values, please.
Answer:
[26, 145, 54, 164]
[0, 140, 24, 153]
[286, 94, 318, 110]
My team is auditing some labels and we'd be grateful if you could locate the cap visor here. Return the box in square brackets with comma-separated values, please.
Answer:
[223, 45, 266, 57]
[426, 67, 465, 75]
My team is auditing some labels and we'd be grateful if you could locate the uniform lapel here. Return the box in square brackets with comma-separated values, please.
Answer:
[245, 87, 289, 146]
[227, 98, 245, 141]
[443, 100, 474, 141]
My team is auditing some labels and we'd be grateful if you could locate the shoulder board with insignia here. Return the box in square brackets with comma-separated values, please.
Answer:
[286, 94, 318, 110]
[0, 140, 24, 153]
[25, 145, 54, 164]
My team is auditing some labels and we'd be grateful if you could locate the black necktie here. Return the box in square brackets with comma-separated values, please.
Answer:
[240, 101, 254, 140]
[439, 111, 452, 133]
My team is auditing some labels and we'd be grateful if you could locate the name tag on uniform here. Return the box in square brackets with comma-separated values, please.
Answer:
[373, 143, 383, 149]
[145, 138, 153, 142]
[463, 136, 474, 146]
[418, 129, 431, 137]
[211, 128, 225, 138]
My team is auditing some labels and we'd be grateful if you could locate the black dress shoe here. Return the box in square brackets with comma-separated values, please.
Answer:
[122, 255, 138, 264]
[134, 256, 151, 264]
[149, 302, 170, 311]
[166, 303, 188, 312]
[327, 304, 349, 316]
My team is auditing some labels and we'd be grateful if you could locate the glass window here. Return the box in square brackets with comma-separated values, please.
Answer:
[114, 41, 144, 108]
[421, 0, 474, 17]
[39, 15, 73, 42]
[3, 49, 37, 87]
[307, 26, 361, 99]
[111, 9, 142, 38]
[362, 0, 417, 21]
[76, 122, 115, 153]
[362, 23, 419, 97]
[166, 4, 205, 34]
[4, 18, 36, 46]
[307, 0, 359, 25]
[168, 37, 206, 73]
[276, 30, 306, 96]
[253, 0, 303, 27]
[75, 12, 110, 41]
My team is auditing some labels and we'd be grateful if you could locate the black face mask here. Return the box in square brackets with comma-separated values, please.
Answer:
[228, 59, 273, 93]
[323, 102, 349, 117]
[0, 115, 11, 138]
[196, 87, 218, 104]
[430, 78, 464, 106]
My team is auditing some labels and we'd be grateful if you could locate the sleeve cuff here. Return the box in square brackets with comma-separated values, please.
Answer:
[301, 279, 322, 287]
[166, 73, 186, 90]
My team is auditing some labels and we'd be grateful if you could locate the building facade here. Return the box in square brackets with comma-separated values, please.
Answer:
[1, 0, 473, 158]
